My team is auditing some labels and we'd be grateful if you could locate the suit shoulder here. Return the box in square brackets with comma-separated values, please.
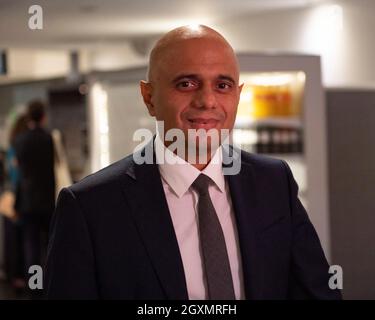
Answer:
[69, 153, 135, 195]
[240, 149, 285, 170]
[238, 150, 296, 193]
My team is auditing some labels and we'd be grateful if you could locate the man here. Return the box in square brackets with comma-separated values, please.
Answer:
[45, 25, 341, 300]
[14, 100, 55, 288]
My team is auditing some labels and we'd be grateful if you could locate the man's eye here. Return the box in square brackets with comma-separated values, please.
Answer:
[177, 81, 195, 89]
[217, 82, 232, 90]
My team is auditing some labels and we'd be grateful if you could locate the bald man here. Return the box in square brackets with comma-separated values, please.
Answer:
[45, 25, 341, 300]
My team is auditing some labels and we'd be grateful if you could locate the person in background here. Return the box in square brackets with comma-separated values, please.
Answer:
[7, 115, 28, 195]
[0, 150, 5, 190]
[14, 100, 55, 298]
[2, 114, 28, 294]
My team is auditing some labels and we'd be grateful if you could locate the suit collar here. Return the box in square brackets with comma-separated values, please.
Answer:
[154, 134, 226, 197]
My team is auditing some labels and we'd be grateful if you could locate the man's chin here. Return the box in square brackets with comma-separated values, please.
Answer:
[185, 133, 221, 158]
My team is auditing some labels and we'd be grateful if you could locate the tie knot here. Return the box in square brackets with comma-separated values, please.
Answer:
[191, 174, 211, 196]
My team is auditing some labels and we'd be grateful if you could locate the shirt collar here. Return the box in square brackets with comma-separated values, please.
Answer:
[154, 133, 226, 198]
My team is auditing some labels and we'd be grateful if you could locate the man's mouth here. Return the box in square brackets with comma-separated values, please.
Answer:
[187, 118, 219, 129]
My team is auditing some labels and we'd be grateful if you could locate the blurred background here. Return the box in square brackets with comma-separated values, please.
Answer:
[0, 0, 374, 299]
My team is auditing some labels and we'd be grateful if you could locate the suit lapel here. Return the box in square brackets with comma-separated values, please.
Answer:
[224, 151, 265, 300]
[121, 148, 188, 300]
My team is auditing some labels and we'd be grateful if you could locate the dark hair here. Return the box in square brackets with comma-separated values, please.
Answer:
[27, 99, 46, 124]
[9, 114, 28, 146]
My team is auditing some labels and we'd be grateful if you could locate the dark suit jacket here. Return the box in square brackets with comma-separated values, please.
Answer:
[14, 127, 55, 214]
[45, 144, 341, 300]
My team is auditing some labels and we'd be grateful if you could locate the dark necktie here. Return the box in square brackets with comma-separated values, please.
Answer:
[191, 174, 236, 300]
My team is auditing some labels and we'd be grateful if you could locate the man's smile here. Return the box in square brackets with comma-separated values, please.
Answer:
[186, 118, 220, 130]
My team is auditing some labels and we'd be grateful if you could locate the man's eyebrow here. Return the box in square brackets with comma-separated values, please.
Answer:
[171, 74, 236, 84]
[171, 74, 199, 83]
[218, 75, 236, 84]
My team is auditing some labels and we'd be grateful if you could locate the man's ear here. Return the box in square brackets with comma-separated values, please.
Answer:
[140, 80, 156, 117]
[236, 83, 244, 105]
[238, 82, 244, 94]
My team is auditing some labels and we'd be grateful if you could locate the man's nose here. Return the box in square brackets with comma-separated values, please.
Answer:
[193, 86, 217, 109]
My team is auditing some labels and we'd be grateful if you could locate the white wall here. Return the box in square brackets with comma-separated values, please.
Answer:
[7, 49, 70, 79]
[85, 44, 147, 72]
[88, 78, 155, 173]
[107, 83, 154, 163]
[218, 0, 375, 87]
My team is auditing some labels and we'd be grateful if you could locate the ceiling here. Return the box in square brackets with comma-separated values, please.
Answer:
[0, 0, 332, 48]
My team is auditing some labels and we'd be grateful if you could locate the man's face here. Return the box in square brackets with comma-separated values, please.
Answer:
[141, 37, 243, 146]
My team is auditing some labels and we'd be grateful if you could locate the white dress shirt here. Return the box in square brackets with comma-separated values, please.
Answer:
[154, 135, 245, 300]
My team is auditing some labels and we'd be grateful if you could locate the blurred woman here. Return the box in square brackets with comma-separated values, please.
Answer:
[3, 114, 28, 293]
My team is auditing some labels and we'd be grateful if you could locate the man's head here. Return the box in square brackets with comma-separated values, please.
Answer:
[27, 99, 47, 127]
[140, 25, 243, 160]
